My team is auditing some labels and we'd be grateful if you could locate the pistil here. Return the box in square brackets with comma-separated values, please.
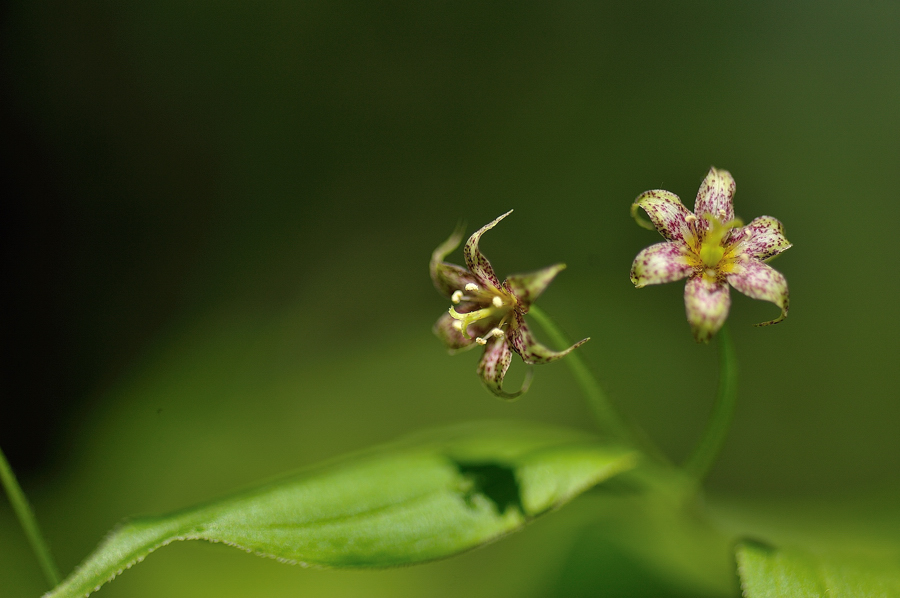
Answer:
[698, 214, 743, 269]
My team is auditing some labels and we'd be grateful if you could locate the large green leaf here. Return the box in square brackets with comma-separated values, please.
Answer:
[736, 539, 900, 597]
[45, 421, 636, 598]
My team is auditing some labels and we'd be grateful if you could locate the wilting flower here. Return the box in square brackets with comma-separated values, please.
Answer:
[431, 210, 588, 399]
[630, 168, 791, 343]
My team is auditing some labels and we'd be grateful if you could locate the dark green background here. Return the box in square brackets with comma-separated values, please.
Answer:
[3, 1, 898, 596]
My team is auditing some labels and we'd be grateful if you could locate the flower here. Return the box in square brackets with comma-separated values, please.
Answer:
[430, 210, 588, 399]
[630, 167, 791, 343]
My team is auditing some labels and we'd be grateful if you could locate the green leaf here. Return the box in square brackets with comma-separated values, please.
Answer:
[45, 421, 636, 598]
[736, 539, 900, 597]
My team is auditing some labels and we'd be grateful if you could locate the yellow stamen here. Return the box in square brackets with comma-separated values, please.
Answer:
[451, 290, 464, 304]
[474, 328, 505, 346]
[492, 296, 504, 308]
[465, 283, 480, 292]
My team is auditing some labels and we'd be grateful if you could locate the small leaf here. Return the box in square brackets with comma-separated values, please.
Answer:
[736, 539, 900, 597]
[46, 421, 636, 598]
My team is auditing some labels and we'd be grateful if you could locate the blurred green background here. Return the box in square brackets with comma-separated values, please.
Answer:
[2, 1, 899, 596]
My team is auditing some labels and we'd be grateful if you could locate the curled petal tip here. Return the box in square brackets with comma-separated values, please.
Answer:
[753, 301, 789, 328]
[431, 221, 466, 262]
[630, 199, 657, 231]
[482, 210, 515, 230]
[491, 368, 534, 401]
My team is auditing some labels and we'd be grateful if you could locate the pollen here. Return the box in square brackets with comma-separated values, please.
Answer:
[451, 290, 464, 304]
[475, 337, 488, 345]
[452, 320, 463, 331]
[465, 283, 480, 292]
[492, 296, 504, 308]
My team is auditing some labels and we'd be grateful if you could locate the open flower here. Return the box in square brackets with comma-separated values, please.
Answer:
[630, 168, 791, 343]
[431, 210, 588, 399]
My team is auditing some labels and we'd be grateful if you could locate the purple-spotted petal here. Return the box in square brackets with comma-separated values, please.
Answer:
[464, 211, 512, 289]
[433, 312, 481, 353]
[630, 242, 694, 288]
[631, 190, 696, 244]
[694, 167, 736, 223]
[726, 258, 789, 326]
[477, 334, 532, 400]
[684, 275, 731, 343]
[732, 216, 792, 262]
[430, 222, 480, 297]
[508, 312, 589, 365]
[504, 263, 565, 307]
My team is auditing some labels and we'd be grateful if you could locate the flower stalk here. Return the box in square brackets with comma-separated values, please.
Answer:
[527, 305, 668, 462]
[0, 445, 60, 588]
[525, 306, 629, 440]
[682, 323, 739, 481]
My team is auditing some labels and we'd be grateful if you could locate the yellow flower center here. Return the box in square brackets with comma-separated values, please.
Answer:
[697, 213, 743, 271]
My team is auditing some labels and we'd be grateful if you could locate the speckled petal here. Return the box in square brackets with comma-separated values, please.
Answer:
[732, 215, 792, 262]
[477, 334, 532, 400]
[504, 263, 565, 307]
[430, 222, 480, 297]
[508, 312, 589, 365]
[726, 258, 789, 326]
[631, 190, 696, 244]
[694, 167, 736, 223]
[630, 242, 694, 288]
[433, 312, 481, 353]
[464, 211, 512, 289]
[684, 275, 731, 343]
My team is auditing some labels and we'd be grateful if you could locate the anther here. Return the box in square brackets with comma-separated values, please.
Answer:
[475, 337, 488, 345]
[465, 283, 480, 292]
[685, 214, 697, 223]
[452, 320, 463, 331]
[489, 328, 504, 338]
[491, 296, 504, 308]
[451, 290, 464, 304]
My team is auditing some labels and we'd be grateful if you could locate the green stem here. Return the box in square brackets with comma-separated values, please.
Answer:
[527, 305, 665, 460]
[683, 323, 739, 481]
[0, 445, 60, 588]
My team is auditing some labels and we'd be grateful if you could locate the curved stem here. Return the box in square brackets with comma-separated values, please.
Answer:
[527, 305, 666, 460]
[0, 445, 60, 588]
[683, 323, 738, 481]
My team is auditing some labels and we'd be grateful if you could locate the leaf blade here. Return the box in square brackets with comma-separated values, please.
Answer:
[46, 421, 636, 598]
[736, 539, 900, 598]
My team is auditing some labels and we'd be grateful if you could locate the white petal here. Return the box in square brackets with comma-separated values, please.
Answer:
[684, 275, 731, 343]
[694, 167, 736, 223]
[631, 242, 694, 288]
[732, 216, 792, 262]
